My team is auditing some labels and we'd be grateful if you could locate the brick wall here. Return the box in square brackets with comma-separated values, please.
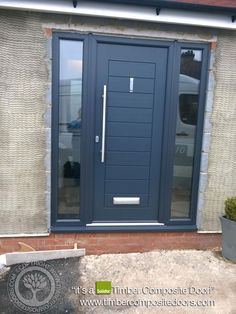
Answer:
[0, 233, 221, 255]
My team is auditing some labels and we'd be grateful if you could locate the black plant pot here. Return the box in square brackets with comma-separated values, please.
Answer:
[220, 216, 236, 262]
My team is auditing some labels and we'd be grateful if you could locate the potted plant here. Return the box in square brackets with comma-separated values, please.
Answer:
[220, 196, 236, 262]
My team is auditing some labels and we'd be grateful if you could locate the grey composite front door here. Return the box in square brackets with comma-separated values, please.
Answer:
[93, 41, 169, 222]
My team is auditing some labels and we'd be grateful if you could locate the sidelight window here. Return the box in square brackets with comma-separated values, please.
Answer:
[171, 49, 203, 219]
[57, 39, 83, 218]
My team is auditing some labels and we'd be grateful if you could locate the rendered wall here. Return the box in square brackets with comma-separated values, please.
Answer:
[0, 9, 234, 234]
[199, 30, 236, 231]
[0, 10, 49, 234]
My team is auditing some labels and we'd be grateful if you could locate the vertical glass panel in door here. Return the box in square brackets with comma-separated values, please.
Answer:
[58, 40, 83, 217]
[171, 49, 202, 218]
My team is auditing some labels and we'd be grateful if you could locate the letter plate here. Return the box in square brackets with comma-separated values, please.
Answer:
[113, 197, 140, 205]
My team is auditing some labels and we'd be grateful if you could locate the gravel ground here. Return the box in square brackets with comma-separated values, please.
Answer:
[0, 250, 235, 314]
[76, 250, 236, 314]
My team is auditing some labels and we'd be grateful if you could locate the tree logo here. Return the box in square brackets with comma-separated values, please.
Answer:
[7, 261, 61, 313]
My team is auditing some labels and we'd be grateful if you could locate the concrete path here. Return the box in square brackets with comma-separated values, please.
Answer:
[0, 250, 235, 313]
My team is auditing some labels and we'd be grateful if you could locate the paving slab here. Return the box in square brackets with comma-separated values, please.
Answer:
[0, 248, 85, 266]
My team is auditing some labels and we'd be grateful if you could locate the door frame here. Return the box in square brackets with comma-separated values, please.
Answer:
[51, 32, 209, 232]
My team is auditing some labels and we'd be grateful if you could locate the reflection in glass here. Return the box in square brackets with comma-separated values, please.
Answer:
[58, 40, 83, 217]
[171, 49, 202, 218]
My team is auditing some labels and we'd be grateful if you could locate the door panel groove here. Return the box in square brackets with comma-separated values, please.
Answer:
[108, 91, 154, 95]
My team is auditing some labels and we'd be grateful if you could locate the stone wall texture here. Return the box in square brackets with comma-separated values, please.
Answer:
[0, 9, 235, 234]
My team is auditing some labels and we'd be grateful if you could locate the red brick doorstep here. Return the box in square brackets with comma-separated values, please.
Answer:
[0, 232, 221, 255]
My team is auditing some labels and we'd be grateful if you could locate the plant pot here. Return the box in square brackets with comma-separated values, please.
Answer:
[220, 216, 236, 262]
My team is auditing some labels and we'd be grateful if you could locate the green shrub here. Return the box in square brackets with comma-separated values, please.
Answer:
[224, 196, 236, 222]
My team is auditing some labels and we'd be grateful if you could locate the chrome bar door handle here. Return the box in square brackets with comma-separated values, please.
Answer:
[101, 84, 107, 163]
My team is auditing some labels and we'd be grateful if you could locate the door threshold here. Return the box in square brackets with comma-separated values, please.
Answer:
[86, 222, 165, 226]
[51, 224, 197, 232]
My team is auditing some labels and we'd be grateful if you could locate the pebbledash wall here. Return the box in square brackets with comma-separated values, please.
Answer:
[0, 9, 235, 254]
